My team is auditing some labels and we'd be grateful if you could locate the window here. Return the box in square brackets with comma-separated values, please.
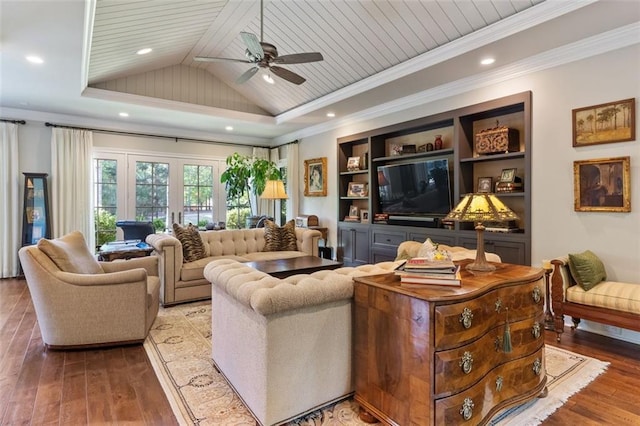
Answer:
[135, 161, 169, 232]
[93, 158, 118, 247]
[183, 164, 214, 228]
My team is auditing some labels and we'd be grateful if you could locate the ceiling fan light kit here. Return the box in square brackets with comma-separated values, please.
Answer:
[194, 0, 323, 85]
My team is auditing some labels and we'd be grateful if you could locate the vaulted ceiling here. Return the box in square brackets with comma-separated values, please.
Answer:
[1, 0, 638, 145]
[88, 0, 545, 117]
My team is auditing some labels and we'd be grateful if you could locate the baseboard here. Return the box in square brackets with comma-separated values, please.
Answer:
[564, 318, 640, 345]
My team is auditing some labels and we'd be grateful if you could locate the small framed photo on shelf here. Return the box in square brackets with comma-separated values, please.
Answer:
[500, 168, 517, 183]
[349, 205, 359, 218]
[347, 156, 361, 171]
[477, 177, 493, 193]
[347, 182, 368, 197]
[360, 209, 369, 223]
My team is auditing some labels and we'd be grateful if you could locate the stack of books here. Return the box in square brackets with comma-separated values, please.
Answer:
[395, 257, 461, 287]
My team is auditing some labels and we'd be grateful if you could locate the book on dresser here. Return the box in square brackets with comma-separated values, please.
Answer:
[395, 262, 462, 287]
[402, 257, 457, 273]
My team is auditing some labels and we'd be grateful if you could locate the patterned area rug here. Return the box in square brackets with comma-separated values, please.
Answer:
[143, 301, 609, 426]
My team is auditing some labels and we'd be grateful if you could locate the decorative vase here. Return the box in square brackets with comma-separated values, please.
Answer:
[434, 135, 443, 150]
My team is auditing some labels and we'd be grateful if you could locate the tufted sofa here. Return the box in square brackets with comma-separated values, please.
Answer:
[146, 227, 321, 306]
[203, 258, 401, 426]
[551, 256, 640, 341]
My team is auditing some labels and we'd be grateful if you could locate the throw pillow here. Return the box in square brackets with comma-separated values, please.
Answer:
[172, 223, 206, 263]
[37, 231, 104, 274]
[263, 219, 298, 252]
[567, 250, 607, 291]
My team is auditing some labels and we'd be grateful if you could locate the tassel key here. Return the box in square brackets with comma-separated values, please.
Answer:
[503, 307, 512, 353]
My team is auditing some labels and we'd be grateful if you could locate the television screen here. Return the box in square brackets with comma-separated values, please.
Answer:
[377, 158, 452, 217]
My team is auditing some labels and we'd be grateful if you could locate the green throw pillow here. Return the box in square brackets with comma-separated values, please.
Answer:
[567, 250, 606, 291]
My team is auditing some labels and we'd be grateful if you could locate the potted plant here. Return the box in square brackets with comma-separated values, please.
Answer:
[221, 153, 281, 228]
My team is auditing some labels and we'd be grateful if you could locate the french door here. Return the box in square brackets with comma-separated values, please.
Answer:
[94, 151, 225, 243]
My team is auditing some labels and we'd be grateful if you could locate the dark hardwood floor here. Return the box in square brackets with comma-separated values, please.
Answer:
[2, 277, 640, 425]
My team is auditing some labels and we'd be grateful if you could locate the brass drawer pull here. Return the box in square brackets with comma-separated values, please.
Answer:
[532, 286, 542, 303]
[495, 298, 502, 313]
[533, 358, 542, 376]
[459, 351, 473, 374]
[496, 376, 504, 392]
[532, 322, 541, 339]
[460, 307, 473, 329]
[460, 397, 474, 421]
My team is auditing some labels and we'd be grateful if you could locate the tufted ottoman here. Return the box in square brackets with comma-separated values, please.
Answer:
[203, 258, 400, 426]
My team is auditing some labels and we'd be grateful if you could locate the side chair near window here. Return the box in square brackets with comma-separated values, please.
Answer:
[116, 220, 155, 241]
[18, 231, 160, 349]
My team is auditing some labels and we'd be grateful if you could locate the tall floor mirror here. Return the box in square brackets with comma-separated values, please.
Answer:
[22, 172, 51, 247]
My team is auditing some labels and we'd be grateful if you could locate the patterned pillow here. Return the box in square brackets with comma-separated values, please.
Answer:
[568, 250, 607, 291]
[172, 223, 206, 263]
[263, 219, 298, 252]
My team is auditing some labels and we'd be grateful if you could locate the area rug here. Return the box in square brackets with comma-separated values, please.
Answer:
[144, 301, 609, 426]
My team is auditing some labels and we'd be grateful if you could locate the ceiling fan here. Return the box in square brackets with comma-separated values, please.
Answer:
[194, 0, 323, 85]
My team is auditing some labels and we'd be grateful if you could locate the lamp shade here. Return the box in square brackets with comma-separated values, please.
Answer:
[260, 180, 288, 200]
[444, 193, 518, 272]
[444, 193, 519, 223]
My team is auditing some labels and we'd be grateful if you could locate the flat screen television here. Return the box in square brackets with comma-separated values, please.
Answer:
[377, 157, 452, 220]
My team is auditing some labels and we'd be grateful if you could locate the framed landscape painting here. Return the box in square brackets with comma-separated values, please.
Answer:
[573, 156, 630, 212]
[572, 98, 635, 147]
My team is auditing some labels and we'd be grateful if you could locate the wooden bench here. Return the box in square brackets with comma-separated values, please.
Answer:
[550, 256, 640, 342]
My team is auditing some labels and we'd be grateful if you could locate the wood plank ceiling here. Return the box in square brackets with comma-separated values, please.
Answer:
[89, 0, 544, 117]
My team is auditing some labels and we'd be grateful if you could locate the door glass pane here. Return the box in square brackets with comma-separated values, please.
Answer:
[279, 166, 287, 224]
[136, 161, 168, 232]
[183, 164, 214, 227]
[94, 159, 117, 246]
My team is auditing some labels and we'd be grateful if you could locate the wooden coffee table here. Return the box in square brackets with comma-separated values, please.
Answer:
[244, 256, 343, 278]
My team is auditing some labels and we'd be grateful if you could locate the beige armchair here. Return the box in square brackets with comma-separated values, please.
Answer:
[18, 231, 160, 349]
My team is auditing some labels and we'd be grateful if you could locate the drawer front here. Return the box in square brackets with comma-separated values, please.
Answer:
[434, 278, 544, 350]
[435, 346, 546, 425]
[372, 230, 406, 248]
[434, 313, 544, 396]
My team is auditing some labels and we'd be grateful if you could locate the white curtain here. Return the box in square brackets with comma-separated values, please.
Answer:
[268, 147, 280, 221]
[285, 143, 299, 222]
[51, 128, 95, 249]
[0, 123, 21, 277]
[252, 147, 270, 216]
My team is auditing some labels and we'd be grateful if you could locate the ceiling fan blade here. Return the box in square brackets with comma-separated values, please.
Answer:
[240, 32, 264, 60]
[270, 66, 306, 85]
[273, 52, 323, 65]
[236, 67, 259, 84]
[194, 56, 251, 64]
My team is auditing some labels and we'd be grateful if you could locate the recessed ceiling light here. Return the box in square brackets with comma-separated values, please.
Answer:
[481, 57, 495, 65]
[225, 126, 233, 131]
[326, 112, 336, 118]
[119, 112, 129, 117]
[137, 48, 152, 55]
[26, 55, 44, 64]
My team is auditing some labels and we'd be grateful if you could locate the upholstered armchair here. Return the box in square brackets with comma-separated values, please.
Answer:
[18, 231, 160, 349]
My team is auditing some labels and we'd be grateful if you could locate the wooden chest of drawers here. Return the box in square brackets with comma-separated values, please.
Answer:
[353, 261, 546, 425]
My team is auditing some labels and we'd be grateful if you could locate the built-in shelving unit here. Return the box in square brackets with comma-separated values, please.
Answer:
[337, 92, 532, 266]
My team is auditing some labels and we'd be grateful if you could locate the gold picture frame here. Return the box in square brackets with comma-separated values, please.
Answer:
[304, 157, 327, 196]
[347, 182, 367, 197]
[574, 156, 630, 212]
[572, 98, 635, 147]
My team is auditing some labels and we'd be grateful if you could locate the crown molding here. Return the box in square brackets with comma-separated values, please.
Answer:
[274, 0, 596, 125]
[272, 22, 639, 145]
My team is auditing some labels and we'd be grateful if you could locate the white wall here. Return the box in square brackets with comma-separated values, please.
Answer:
[298, 44, 640, 342]
[299, 44, 639, 280]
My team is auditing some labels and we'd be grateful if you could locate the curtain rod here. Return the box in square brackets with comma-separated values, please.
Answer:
[44, 122, 271, 149]
[1, 119, 26, 124]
